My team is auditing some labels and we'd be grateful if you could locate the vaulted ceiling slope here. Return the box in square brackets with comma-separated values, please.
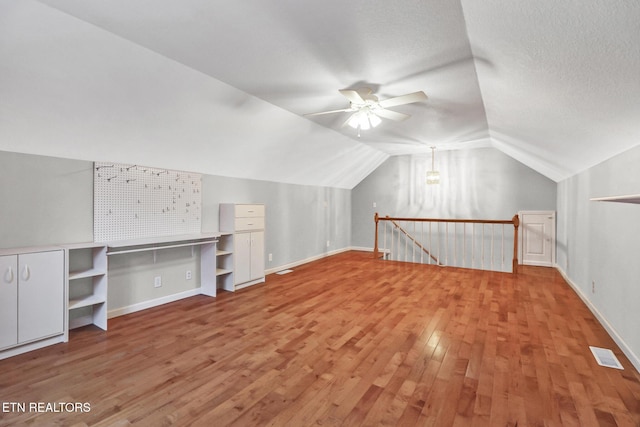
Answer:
[1, 1, 639, 188]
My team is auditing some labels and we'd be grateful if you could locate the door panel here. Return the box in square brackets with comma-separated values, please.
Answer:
[521, 212, 555, 266]
[18, 251, 64, 343]
[234, 233, 252, 285]
[250, 231, 265, 281]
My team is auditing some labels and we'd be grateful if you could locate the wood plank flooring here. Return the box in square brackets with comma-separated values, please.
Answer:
[1, 251, 639, 426]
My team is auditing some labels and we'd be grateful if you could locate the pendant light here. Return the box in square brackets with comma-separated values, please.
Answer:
[427, 146, 440, 185]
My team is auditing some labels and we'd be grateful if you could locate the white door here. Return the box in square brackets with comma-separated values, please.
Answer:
[0, 255, 18, 349]
[17, 251, 64, 343]
[250, 231, 265, 281]
[520, 211, 555, 267]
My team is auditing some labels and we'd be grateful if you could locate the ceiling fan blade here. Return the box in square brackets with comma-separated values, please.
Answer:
[304, 108, 353, 117]
[339, 89, 365, 105]
[375, 109, 410, 121]
[378, 91, 428, 108]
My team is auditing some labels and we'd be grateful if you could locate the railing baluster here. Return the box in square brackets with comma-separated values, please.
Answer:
[463, 223, 466, 268]
[472, 223, 475, 269]
[491, 224, 494, 271]
[403, 221, 407, 262]
[501, 224, 505, 271]
[384, 221, 388, 260]
[429, 222, 432, 265]
[481, 224, 485, 270]
[421, 222, 424, 264]
[435, 222, 439, 265]
[445, 222, 449, 266]
[412, 222, 416, 263]
[453, 223, 457, 267]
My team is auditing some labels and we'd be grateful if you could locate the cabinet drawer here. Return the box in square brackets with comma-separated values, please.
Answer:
[235, 204, 264, 218]
[235, 217, 264, 231]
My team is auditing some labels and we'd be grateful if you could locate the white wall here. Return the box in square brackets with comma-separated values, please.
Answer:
[557, 144, 640, 370]
[351, 147, 557, 248]
[0, 151, 93, 247]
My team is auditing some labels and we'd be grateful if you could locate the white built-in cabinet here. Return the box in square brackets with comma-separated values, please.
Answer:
[0, 248, 65, 358]
[64, 243, 108, 332]
[219, 204, 265, 291]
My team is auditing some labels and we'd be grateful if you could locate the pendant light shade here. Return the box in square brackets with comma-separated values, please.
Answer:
[427, 146, 440, 185]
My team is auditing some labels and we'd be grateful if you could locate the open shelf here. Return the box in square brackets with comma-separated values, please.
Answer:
[590, 194, 640, 204]
[69, 267, 107, 281]
[216, 268, 232, 276]
[69, 294, 107, 310]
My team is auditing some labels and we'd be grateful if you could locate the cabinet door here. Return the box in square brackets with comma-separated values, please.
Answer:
[18, 251, 64, 343]
[250, 231, 265, 281]
[0, 255, 18, 349]
[234, 233, 252, 285]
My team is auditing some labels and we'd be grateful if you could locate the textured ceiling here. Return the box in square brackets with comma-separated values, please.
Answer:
[2, 0, 639, 186]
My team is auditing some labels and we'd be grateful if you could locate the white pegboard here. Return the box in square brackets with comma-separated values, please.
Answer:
[94, 162, 202, 242]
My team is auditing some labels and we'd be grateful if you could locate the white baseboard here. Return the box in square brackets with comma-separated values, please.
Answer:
[108, 288, 203, 319]
[265, 247, 352, 275]
[0, 334, 66, 361]
[555, 265, 640, 373]
[349, 246, 375, 252]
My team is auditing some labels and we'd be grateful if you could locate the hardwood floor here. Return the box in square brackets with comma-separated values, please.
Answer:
[1, 251, 639, 426]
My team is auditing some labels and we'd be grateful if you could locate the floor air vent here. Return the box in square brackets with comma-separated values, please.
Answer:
[589, 346, 624, 370]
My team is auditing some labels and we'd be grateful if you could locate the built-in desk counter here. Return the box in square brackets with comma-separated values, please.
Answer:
[107, 233, 222, 297]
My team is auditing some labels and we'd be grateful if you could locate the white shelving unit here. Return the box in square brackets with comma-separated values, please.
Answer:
[216, 233, 234, 290]
[64, 242, 108, 333]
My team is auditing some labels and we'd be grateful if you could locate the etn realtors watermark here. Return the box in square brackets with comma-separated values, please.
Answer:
[2, 401, 91, 413]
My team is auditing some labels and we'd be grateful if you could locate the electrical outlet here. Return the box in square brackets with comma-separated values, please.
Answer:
[326, 240, 330, 248]
[186, 270, 192, 280]
[154, 276, 162, 288]
[373, 202, 377, 208]
[268, 253, 273, 262]
[592, 280, 595, 293]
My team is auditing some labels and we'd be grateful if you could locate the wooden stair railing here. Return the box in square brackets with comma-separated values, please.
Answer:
[374, 213, 520, 273]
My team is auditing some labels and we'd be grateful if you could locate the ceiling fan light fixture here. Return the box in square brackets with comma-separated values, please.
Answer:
[368, 113, 382, 128]
[347, 109, 381, 131]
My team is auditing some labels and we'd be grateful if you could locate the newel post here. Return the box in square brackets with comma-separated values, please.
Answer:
[512, 214, 520, 274]
[373, 212, 379, 259]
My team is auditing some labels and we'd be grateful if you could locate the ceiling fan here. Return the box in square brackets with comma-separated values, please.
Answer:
[305, 88, 428, 135]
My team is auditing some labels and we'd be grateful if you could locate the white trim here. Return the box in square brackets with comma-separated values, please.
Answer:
[348, 246, 380, 252]
[108, 288, 202, 319]
[555, 265, 640, 373]
[265, 247, 353, 275]
[0, 335, 66, 361]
